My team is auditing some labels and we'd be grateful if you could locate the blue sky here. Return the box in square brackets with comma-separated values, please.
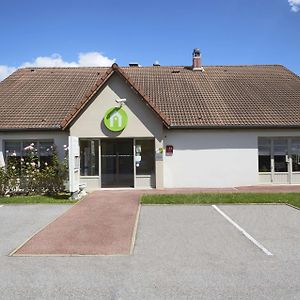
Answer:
[0, 0, 299, 80]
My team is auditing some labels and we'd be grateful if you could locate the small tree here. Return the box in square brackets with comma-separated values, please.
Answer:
[36, 145, 68, 195]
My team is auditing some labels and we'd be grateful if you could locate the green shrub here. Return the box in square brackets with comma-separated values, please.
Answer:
[0, 167, 7, 196]
[2, 144, 68, 196]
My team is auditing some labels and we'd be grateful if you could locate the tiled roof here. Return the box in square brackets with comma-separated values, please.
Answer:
[0, 64, 299, 130]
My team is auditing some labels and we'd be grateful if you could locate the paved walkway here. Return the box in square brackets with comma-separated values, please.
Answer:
[13, 191, 141, 256]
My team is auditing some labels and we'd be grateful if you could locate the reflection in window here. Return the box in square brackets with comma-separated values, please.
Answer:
[80, 140, 99, 176]
[291, 139, 300, 172]
[258, 139, 271, 172]
[273, 140, 288, 172]
[5, 140, 54, 172]
[135, 140, 155, 176]
[39, 141, 54, 167]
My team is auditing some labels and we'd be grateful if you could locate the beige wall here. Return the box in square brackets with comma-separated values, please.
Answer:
[70, 73, 164, 189]
[70, 74, 163, 139]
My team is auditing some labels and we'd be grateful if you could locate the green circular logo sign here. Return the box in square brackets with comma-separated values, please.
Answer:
[103, 107, 128, 132]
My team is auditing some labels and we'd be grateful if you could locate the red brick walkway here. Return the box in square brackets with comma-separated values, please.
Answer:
[14, 191, 141, 256]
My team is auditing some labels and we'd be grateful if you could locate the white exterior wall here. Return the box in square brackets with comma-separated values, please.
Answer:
[163, 129, 300, 188]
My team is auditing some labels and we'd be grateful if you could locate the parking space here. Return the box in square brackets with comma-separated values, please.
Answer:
[135, 205, 268, 261]
[1, 203, 300, 299]
[217, 204, 300, 259]
[0, 204, 71, 256]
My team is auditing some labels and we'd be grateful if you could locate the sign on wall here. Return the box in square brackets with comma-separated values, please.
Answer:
[104, 107, 128, 132]
[166, 145, 174, 156]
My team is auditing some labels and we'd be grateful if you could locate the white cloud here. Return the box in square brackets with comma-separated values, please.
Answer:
[0, 51, 116, 81]
[288, 0, 300, 12]
[78, 52, 115, 67]
[0, 65, 17, 81]
[21, 54, 78, 68]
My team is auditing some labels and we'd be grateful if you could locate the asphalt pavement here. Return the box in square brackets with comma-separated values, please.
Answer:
[1, 203, 300, 299]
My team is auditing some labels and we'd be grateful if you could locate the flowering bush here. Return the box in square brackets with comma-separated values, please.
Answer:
[0, 167, 7, 196]
[2, 143, 68, 196]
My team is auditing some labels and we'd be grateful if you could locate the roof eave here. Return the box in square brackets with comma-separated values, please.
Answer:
[60, 66, 115, 129]
[61, 63, 172, 130]
[169, 124, 300, 130]
[0, 126, 63, 132]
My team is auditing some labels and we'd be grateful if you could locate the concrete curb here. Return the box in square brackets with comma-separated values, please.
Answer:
[141, 203, 288, 206]
[130, 203, 141, 255]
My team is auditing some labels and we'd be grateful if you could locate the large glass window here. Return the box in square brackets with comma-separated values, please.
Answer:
[258, 139, 271, 172]
[4, 140, 54, 171]
[273, 139, 288, 172]
[135, 139, 155, 175]
[80, 140, 99, 176]
[291, 139, 300, 172]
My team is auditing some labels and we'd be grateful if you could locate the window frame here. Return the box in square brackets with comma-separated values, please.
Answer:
[258, 137, 300, 175]
[4, 139, 55, 169]
[79, 139, 100, 177]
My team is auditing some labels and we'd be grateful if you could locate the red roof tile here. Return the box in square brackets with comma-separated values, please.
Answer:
[0, 64, 299, 130]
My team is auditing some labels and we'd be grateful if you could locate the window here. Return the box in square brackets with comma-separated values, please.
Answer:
[4, 140, 54, 171]
[135, 139, 155, 176]
[291, 139, 300, 172]
[258, 139, 271, 172]
[273, 139, 288, 172]
[80, 140, 99, 176]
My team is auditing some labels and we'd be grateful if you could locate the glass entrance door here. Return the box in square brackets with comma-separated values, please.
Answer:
[101, 139, 134, 187]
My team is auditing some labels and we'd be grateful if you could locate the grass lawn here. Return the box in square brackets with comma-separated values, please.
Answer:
[0, 193, 76, 204]
[141, 193, 300, 208]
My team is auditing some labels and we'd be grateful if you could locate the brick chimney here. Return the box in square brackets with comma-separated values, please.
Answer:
[192, 48, 203, 71]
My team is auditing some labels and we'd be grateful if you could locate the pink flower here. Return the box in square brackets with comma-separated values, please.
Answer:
[24, 145, 34, 151]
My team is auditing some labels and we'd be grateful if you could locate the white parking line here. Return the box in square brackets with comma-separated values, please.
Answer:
[212, 205, 273, 256]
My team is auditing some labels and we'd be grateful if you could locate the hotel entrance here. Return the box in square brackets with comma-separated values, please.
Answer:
[79, 138, 156, 189]
[101, 139, 134, 188]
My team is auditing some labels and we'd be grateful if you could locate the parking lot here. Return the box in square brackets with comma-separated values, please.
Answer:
[1, 203, 300, 299]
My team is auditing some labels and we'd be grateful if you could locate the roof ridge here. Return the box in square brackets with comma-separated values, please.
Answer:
[122, 64, 286, 68]
[20, 66, 110, 70]
[18, 64, 286, 70]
